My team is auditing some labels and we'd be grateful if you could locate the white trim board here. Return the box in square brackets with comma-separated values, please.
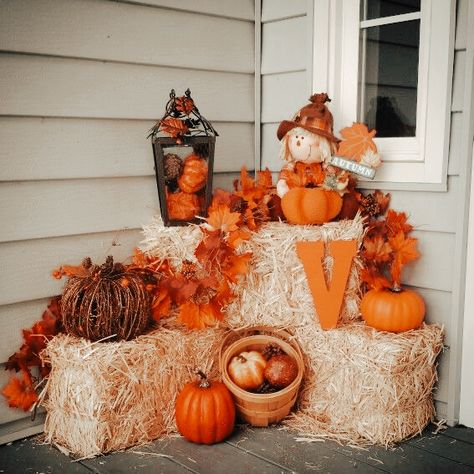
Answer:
[450, 0, 474, 426]
[460, 141, 474, 428]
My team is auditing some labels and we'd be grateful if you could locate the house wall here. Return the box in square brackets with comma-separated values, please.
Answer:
[0, 0, 255, 436]
[260, 0, 470, 422]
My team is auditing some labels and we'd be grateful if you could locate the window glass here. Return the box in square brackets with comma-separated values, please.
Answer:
[361, 0, 420, 21]
[358, 19, 420, 137]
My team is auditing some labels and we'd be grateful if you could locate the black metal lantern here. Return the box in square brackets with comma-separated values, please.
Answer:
[149, 89, 218, 226]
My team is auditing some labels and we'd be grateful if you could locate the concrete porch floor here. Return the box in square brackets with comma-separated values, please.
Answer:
[1, 424, 474, 473]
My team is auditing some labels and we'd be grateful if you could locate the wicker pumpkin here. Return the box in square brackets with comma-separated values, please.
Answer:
[61, 256, 151, 341]
[167, 191, 200, 220]
[175, 370, 236, 444]
[281, 187, 342, 225]
[361, 287, 425, 333]
[178, 154, 208, 193]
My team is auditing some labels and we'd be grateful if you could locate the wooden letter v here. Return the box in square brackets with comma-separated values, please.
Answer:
[296, 240, 357, 330]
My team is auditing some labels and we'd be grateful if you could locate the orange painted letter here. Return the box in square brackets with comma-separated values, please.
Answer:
[296, 240, 357, 329]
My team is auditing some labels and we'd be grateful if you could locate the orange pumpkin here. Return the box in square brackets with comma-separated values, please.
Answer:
[281, 187, 342, 225]
[178, 154, 208, 193]
[167, 192, 200, 220]
[175, 371, 236, 444]
[361, 288, 425, 333]
[227, 351, 266, 391]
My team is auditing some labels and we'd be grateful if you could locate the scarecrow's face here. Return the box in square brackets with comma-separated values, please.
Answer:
[286, 127, 330, 163]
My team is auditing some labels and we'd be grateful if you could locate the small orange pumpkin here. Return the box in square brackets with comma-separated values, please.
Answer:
[167, 192, 200, 221]
[227, 351, 266, 391]
[175, 370, 235, 445]
[178, 154, 208, 193]
[281, 187, 342, 225]
[361, 287, 425, 333]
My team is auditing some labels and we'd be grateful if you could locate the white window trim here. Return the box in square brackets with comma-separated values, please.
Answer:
[312, 0, 456, 191]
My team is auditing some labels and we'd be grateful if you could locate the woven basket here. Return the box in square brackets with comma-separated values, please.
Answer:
[220, 327, 304, 427]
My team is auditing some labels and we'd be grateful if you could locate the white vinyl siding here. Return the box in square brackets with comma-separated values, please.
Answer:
[0, 0, 255, 434]
[260, 0, 310, 171]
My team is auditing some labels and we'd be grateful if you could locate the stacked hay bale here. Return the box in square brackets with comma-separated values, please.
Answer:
[41, 217, 444, 457]
[41, 325, 223, 458]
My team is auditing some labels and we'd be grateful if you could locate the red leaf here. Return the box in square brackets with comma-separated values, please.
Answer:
[175, 97, 195, 115]
[2, 369, 38, 411]
[162, 274, 200, 305]
[194, 231, 224, 266]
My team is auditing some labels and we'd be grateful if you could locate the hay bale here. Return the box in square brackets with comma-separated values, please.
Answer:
[40, 324, 223, 458]
[285, 323, 444, 446]
[141, 216, 365, 329]
[226, 218, 364, 328]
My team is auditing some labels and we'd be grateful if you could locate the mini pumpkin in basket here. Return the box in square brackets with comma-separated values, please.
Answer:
[60, 256, 152, 341]
[220, 327, 304, 427]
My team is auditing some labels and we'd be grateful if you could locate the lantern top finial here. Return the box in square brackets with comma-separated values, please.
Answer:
[148, 89, 218, 141]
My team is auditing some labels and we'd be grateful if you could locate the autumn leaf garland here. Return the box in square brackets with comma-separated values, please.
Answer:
[2, 297, 61, 411]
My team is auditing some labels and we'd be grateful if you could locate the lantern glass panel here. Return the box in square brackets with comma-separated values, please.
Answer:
[152, 135, 215, 226]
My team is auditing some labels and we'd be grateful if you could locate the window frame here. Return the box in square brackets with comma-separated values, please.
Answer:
[311, 0, 456, 190]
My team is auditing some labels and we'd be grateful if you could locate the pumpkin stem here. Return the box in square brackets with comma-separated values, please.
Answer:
[390, 285, 402, 293]
[195, 369, 210, 388]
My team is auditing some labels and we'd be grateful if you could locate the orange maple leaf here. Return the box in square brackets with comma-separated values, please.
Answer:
[362, 236, 393, 263]
[194, 231, 224, 266]
[162, 274, 200, 305]
[222, 252, 252, 284]
[159, 118, 189, 140]
[2, 369, 38, 411]
[52, 264, 90, 279]
[388, 231, 420, 285]
[337, 123, 377, 161]
[151, 287, 171, 322]
[257, 168, 273, 189]
[242, 208, 258, 231]
[227, 228, 251, 249]
[374, 190, 391, 215]
[360, 267, 391, 291]
[212, 280, 234, 309]
[177, 301, 223, 330]
[209, 189, 244, 215]
[385, 209, 413, 236]
[206, 204, 241, 233]
[209, 189, 232, 210]
[234, 168, 265, 208]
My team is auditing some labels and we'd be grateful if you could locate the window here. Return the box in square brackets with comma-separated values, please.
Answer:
[312, 0, 455, 189]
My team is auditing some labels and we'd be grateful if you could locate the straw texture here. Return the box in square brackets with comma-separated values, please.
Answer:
[141, 216, 365, 329]
[285, 322, 444, 446]
[40, 217, 444, 456]
[40, 323, 224, 458]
